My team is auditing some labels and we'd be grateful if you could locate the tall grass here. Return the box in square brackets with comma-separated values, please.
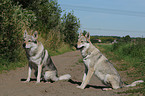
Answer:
[39, 33, 75, 56]
[112, 41, 145, 59]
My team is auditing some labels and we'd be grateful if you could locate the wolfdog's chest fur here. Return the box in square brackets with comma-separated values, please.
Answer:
[81, 43, 100, 67]
[26, 44, 44, 65]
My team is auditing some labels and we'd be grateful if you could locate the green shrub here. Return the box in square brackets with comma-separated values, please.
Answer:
[61, 12, 80, 45]
[0, 0, 36, 62]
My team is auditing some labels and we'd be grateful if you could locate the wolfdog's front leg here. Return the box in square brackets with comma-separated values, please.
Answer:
[77, 68, 94, 89]
[36, 65, 42, 83]
[83, 66, 88, 82]
[25, 64, 32, 83]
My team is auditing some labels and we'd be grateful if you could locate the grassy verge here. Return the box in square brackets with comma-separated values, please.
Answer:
[47, 44, 76, 56]
[95, 43, 145, 95]
[0, 57, 27, 73]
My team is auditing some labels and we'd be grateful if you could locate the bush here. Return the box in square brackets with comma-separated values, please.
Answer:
[0, 0, 36, 62]
[61, 12, 80, 45]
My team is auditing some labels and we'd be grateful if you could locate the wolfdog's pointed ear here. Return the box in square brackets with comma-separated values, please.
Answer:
[33, 31, 38, 39]
[85, 32, 90, 40]
[24, 29, 27, 38]
[79, 30, 83, 38]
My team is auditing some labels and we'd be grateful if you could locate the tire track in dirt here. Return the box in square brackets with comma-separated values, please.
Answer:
[0, 51, 123, 96]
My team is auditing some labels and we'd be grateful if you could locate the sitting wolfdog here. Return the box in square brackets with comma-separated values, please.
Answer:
[23, 30, 71, 83]
[77, 31, 143, 90]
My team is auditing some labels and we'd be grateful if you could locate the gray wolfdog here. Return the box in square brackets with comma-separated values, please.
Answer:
[23, 30, 71, 83]
[77, 31, 143, 90]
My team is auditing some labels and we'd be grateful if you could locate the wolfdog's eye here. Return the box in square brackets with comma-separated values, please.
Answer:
[81, 41, 83, 43]
[87, 41, 89, 43]
[28, 39, 31, 42]
[34, 40, 37, 44]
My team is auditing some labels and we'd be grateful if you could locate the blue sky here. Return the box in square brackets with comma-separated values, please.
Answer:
[58, 0, 145, 37]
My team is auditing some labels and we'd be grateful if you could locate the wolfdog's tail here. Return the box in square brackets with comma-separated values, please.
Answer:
[58, 74, 71, 81]
[124, 80, 144, 87]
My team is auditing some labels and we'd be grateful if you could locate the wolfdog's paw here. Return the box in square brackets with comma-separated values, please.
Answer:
[102, 88, 112, 91]
[76, 86, 84, 89]
[36, 81, 40, 84]
[23, 80, 30, 83]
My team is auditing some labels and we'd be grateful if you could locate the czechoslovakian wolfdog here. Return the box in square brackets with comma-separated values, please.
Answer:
[77, 31, 143, 90]
[23, 30, 71, 83]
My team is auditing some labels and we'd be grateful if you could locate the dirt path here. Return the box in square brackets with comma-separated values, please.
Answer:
[0, 51, 125, 96]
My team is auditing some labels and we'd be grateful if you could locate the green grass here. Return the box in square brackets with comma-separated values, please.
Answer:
[95, 43, 145, 95]
[0, 56, 27, 73]
[117, 83, 145, 95]
[47, 44, 75, 56]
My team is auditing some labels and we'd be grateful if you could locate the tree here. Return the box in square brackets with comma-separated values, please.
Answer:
[61, 12, 80, 45]
[14, 0, 62, 35]
[122, 35, 131, 43]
